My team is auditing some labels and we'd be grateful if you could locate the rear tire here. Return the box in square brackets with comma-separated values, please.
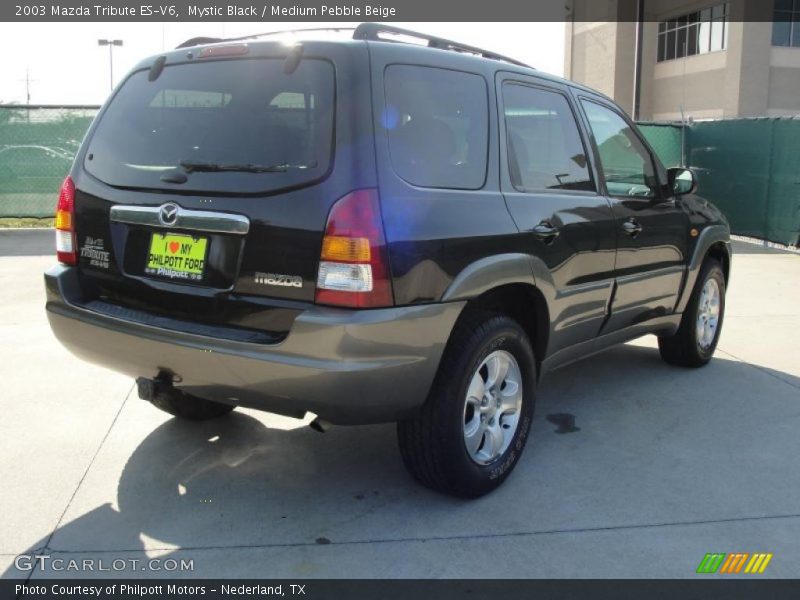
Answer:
[397, 311, 536, 498]
[150, 388, 235, 421]
[658, 258, 726, 367]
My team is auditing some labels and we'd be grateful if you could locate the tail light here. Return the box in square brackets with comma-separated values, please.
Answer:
[55, 176, 76, 265]
[315, 189, 394, 308]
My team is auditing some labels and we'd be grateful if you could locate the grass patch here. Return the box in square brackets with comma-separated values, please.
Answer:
[0, 217, 55, 228]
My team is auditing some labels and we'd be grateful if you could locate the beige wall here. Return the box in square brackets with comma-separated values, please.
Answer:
[767, 49, 800, 115]
[566, 0, 800, 120]
[565, 0, 638, 115]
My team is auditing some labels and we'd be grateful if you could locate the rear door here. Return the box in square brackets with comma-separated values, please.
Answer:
[497, 73, 617, 354]
[575, 96, 689, 332]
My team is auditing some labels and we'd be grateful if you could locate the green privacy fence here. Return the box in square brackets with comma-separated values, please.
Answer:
[687, 119, 800, 247]
[637, 121, 684, 169]
[0, 106, 98, 218]
[640, 118, 800, 247]
[1, 107, 798, 246]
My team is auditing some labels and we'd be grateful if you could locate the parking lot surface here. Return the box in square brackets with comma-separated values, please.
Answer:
[1, 233, 798, 579]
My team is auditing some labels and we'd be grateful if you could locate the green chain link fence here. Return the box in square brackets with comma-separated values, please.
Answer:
[0, 105, 98, 218]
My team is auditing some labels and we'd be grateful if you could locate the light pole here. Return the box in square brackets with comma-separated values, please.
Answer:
[97, 39, 123, 92]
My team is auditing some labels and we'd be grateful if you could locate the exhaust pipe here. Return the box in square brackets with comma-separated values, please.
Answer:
[309, 417, 332, 433]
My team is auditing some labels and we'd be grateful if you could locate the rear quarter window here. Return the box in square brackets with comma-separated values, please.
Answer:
[383, 65, 488, 190]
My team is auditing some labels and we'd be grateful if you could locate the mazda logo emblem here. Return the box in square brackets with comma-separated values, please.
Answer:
[158, 203, 179, 226]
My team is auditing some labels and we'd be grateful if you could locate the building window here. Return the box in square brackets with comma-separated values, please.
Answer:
[773, 0, 800, 47]
[657, 3, 729, 62]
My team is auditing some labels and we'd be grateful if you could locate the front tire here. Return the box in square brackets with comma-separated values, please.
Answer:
[397, 311, 536, 498]
[659, 258, 726, 367]
[150, 387, 235, 421]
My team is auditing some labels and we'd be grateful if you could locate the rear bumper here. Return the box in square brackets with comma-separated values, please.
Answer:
[45, 265, 464, 424]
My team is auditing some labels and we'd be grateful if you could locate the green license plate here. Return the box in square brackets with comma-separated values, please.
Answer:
[145, 233, 208, 281]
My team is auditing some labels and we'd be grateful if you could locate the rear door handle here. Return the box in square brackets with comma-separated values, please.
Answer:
[532, 222, 560, 244]
[622, 219, 643, 237]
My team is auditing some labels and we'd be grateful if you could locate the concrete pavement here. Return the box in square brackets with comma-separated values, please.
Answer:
[1, 239, 798, 579]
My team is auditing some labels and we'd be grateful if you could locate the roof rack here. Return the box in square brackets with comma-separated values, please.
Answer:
[352, 23, 531, 68]
[175, 24, 531, 69]
[228, 26, 358, 42]
[175, 27, 356, 48]
[175, 36, 224, 49]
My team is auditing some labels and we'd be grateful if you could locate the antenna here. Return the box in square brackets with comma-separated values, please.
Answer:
[18, 68, 37, 104]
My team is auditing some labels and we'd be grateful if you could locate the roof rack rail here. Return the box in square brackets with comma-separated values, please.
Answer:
[352, 23, 531, 69]
[175, 24, 532, 69]
[175, 36, 224, 49]
[175, 28, 356, 49]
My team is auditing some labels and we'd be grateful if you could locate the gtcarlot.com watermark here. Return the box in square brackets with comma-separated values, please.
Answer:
[15, 554, 194, 573]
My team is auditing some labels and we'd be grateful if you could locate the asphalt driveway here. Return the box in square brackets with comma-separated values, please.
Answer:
[1, 233, 798, 579]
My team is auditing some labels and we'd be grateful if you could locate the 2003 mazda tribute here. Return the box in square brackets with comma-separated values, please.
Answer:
[45, 24, 731, 497]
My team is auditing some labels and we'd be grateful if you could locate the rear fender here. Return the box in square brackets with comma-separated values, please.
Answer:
[442, 253, 543, 302]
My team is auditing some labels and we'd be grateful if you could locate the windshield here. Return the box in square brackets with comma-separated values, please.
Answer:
[84, 58, 335, 194]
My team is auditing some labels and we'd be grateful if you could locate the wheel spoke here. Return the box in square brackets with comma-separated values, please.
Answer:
[466, 372, 485, 404]
[465, 423, 486, 456]
[499, 380, 521, 413]
[483, 422, 504, 460]
[485, 354, 509, 390]
[708, 297, 720, 316]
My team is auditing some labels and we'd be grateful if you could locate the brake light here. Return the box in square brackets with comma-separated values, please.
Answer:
[55, 176, 76, 265]
[198, 44, 249, 58]
[315, 189, 394, 308]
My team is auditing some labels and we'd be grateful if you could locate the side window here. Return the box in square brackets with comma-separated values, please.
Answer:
[502, 83, 594, 192]
[581, 100, 659, 198]
[384, 65, 488, 189]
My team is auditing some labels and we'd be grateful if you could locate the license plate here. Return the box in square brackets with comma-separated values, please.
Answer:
[145, 233, 208, 281]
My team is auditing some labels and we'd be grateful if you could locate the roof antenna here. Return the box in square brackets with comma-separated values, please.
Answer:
[148, 56, 167, 82]
[283, 43, 304, 74]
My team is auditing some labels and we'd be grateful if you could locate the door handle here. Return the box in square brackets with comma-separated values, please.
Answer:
[532, 221, 560, 244]
[622, 219, 643, 237]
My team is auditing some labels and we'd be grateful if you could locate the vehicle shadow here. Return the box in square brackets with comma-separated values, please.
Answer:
[5, 342, 800, 578]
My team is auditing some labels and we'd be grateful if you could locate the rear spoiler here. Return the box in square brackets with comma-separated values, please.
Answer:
[175, 23, 532, 68]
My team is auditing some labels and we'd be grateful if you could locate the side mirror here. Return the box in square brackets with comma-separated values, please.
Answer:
[667, 167, 696, 196]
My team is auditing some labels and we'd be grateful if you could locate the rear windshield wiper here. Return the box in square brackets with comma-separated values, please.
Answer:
[179, 160, 315, 174]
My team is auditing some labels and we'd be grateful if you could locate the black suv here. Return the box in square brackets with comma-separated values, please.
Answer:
[45, 25, 731, 497]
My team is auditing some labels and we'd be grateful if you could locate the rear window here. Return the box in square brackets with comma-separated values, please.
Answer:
[84, 58, 334, 194]
[383, 65, 488, 190]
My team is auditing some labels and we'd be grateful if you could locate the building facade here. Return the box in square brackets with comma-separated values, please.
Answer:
[564, 0, 800, 120]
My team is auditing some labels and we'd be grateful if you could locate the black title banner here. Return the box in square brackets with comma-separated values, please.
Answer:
[5, 0, 569, 22]
[1, 0, 780, 23]
[6, 579, 800, 600]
